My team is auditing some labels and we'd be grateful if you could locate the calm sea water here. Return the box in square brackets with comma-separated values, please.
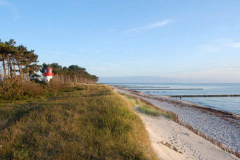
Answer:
[108, 83, 240, 115]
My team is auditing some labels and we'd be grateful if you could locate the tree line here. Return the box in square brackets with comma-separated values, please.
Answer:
[0, 39, 40, 80]
[41, 63, 98, 84]
[0, 39, 98, 84]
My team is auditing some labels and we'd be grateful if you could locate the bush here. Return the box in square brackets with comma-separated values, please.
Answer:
[0, 78, 60, 100]
[123, 95, 178, 120]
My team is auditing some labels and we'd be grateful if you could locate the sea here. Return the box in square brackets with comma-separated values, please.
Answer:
[107, 83, 240, 115]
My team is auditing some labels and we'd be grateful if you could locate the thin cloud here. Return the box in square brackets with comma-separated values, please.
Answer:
[0, 0, 12, 6]
[0, 0, 20, 21]
[197, 45, 220, 52]
[103, 41, 113, 45]
[78, 48, 109, 54]
[49, 51, 88, 58]
[14, 15, 21, 21]
[230, 42, 240, 48]
[126, 19, 173, 33]
[89, 63, 122, 70]
[214, 38, 240, 48]
[167, 68, 240, 83]
[198, 39, 240, 52]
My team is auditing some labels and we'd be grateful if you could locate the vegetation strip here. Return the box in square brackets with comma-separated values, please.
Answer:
[0, 84, 158, 159]
[121, 93, 178, 120]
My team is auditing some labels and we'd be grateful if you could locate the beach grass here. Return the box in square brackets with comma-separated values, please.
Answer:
[136, 98, 162, 117]
[0, 84, 158, 160]
[121, 93, 177, 120]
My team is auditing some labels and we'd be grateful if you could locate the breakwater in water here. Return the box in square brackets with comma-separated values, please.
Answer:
[108, 83, 240, 115]
[170, 94, 240, 97]
[131, 88, 203, 90]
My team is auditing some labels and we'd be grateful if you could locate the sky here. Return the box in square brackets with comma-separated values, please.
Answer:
[1, 0, 240, 83]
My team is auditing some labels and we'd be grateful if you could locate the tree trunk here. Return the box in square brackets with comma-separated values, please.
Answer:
[19, 64, 23, 79]
[12, 59, 16, 78]
[2, 54, 6, 78]
[7, 55, 11, 78]
[26, 67, 30, 81]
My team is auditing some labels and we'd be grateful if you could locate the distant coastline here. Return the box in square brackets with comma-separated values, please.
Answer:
[99, 76, 240, 83]
[108, 83, 240, 115]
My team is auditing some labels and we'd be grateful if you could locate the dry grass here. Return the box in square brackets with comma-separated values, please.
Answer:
[135, 98, 176, 119]
[0, 78, 62, 101]
[0, 84, 158, 160]
[121, 93, 178, 120]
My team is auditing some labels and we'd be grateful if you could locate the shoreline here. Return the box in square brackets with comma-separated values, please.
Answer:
[112, 86, 240, 159]
[121, 87, 240, 120]
[152, 94, 240, 121]
[113, 84, 240, 116]
[138, 113, 239, 160]
[157, 95, 240, 118]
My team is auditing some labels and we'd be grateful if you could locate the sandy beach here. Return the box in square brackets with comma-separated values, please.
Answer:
[113, 86, 240, 160]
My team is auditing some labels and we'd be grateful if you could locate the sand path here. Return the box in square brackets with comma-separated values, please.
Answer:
[139, 114, 238, 160]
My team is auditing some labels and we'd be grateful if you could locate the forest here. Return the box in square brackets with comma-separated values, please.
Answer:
[0, 39, 98, 100]
[0, 39, 98, 83]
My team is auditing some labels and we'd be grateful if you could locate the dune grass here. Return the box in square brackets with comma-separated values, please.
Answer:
[121, 93, 177, 120]
[0, 84, 158, 160]
[136, 98, 162, 117]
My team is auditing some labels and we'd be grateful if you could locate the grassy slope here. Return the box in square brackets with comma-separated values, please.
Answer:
[0, 84, 158, 160]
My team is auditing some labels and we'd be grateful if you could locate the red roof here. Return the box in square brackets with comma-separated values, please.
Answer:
[43, 72, 54, 76]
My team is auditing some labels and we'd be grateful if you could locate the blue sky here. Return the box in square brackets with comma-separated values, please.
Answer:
[1, 0, 240, 82]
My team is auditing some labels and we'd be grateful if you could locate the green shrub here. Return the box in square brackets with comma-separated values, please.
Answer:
[138, 104, 162, 116]
[0, 78, 61, 101]
[123, 95, 177, 120]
